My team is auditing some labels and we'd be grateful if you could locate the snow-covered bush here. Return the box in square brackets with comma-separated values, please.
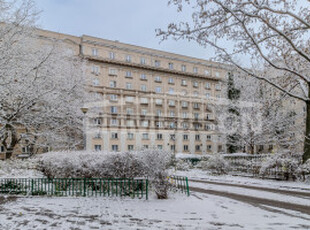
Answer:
[259, 151, 302, 180]
[204, 154, 230, 175]
[195, 160, 209, 170]
[0, 158, 43, 178]
[38, 149, 173, 199]
[175, 160, 191, 171]
[296, 159, 310, 182]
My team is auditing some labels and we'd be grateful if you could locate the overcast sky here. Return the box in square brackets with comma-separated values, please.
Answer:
[33, 0, 216, 61]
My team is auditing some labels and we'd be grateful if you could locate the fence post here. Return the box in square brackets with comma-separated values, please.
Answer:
[185, 177, 190, 196]
[31, 179, 34, 195]
[145, 179, 148, 200]
[83, 178, 86, 197]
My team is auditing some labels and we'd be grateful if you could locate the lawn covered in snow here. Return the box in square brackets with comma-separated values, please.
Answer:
[1, 192, 309, 230]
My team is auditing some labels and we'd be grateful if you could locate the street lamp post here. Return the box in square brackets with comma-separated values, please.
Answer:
[81, 107, 88, 151]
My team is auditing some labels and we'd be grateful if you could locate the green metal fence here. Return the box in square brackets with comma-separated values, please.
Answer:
[0, 178, 148, 199]
[169, 176, 190, 196]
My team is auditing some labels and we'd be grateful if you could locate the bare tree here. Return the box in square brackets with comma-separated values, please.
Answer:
[157, 0, 310, 162]
[0, 0, 86, 158]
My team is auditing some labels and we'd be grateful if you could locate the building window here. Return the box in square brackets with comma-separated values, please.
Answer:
[193, 103, 199, 109]
[193, 81, 199, 88]
[141, 84, 147, 91]
[207, 135, 212, 140]
[215, 71, 220, 77]
[206, 124, 212, 130]
[111, 106, 118, 114]
[154, 60, 160, 67]
[109, 94, 118, 101]
[181, 79, 187, 86]
[168, 100, 175, 107]
[193, 67, 198, 73]
[181, 90, 187, 96]
[92, 48, 98, 56]
[154, 76, 162, 82]
[94, 145, 101, 151]
[94, 118, 102, 125]
[168, 63, 174, 70]
[140, 74, 147, 80]
[111, 132, 118, 139]
[156, 110, 162, 116]
[127, 120, 134, 127]
[128, 145, 134, 151]
[127, 133, 134, 140]
[91, 65, 100, 75]
[169, 122, 176, 129]
[205, 82, 211, 89]
[168, 88, 174, 95]
[109, 81, 116, 88]
[205, 69, 210, 76]
[171, 145, 175, 151]
[141, 109, 148, 116]
[126, 55, 131, 62]
[206, 93, 211, 99]
[195, 134, 200, 141]
[157, 133, 163, 140]
[140, 97, 148, 104]
[143, 145, 149, 149]
[182, 122, 189, 129]
[155, 86, 162, 93]
[184, 145, 189, 151]
[157, 145, 163, 150]
[110, 119, 118, 126]
[125, 71, 132, 78]
[182, 101, 188, 108]
[112, 145, 118, 152]
[109, 68, 117, 76]
[183, 134, 188, 140]
[126, 96, 134, 103]
[168, 77, 174, 84]
[92, 78, 99, 86]
[182, 112, 188, 118]
[126, 82, 132, 89]
[141, 121, 148, 127]
[94, 132, 101, 139]
[155, 121, 163, 128]
[126, 108, 134, 115]
[109, 52, 115, 59]
[215, 84, 221, 90]
[181, 65, 186, 72]
[140, 57, 146, 65]
[207, 145, 212, 151]
[195, 145, 201, 151]
[193, 113, 199, 119]
[170, 134, 175, 140]
[169, 111, 175, 117]
[206, 114, 211, 120]
[155, 99, 163, 105]
[142, 133, 149, 140]
[193, 91, 199, 97]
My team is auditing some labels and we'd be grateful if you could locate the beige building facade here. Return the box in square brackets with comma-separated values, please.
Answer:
[0, 29, 229, 157]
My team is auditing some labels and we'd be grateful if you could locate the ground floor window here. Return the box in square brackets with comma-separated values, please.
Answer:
[94, 145, 101, 151]
[112, 145, 118, 152]
[183, 145, 189, 151]
[128, 145, 134, 151]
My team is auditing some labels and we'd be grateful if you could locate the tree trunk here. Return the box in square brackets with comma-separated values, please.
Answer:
[303, 100, 310, 163]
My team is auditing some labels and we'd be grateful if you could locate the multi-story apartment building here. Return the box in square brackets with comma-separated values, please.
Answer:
[80, 35, 227, 154]
[0, 29, 228, 158]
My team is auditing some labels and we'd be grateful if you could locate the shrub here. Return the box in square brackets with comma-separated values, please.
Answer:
[38, 149, 173, 199]
[204, 154, 230, 175]
[175, 160, 190, 171]
[259, 151, 302, 180]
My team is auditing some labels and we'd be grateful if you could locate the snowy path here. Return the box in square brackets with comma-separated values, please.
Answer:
[190, 180, 310, 216]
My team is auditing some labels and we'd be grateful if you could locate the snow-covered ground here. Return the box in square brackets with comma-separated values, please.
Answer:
[1, 192, 310, 230]
[175, 169, 310, 192]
